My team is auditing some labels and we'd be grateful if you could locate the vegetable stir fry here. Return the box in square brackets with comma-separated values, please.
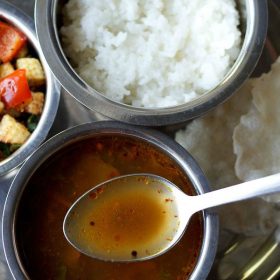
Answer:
[0, 21, 45, 161]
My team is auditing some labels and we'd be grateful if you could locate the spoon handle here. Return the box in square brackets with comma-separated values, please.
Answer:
[191, 173, 280, 213]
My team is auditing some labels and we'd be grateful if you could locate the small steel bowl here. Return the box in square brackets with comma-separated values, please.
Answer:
[34, 0, 267, 126]
[0, 0, 60, 176]
[2, 121, 218, 280]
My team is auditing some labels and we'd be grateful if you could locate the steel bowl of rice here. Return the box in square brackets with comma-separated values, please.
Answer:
[0, 0, 60, 176]
[35, 0, 267, 126]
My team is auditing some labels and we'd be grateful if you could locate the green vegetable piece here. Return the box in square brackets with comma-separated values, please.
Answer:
[0, 142, 11, 157]
[10, 144, 21, 153]
[27, 114, 39, 132]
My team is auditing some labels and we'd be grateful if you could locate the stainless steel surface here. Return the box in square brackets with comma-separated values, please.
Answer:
[2, 121, 218, 280]
[212, 226, 280, 280]
[1, 1, 280, 279]
[34, 0, 267, 126]
[0, 0, 60, 176]
[235, 226, 280, 280]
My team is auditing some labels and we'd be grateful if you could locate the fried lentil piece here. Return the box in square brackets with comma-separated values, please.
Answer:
[24, 92, 45, 115]
[0, 114, 30, 144]
[0, 62, 14, 78]
[16, 57, 45, 86]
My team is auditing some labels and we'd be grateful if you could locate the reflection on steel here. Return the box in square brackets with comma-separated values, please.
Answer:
[214, 226, 280, 280]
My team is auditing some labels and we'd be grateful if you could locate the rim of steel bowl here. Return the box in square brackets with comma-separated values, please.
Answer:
[34, 0, 267, 126]
[0, 0, 60, 176]
[2, 121, 218, 280]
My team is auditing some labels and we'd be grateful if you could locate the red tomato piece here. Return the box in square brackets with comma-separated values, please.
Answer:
[0, 21, 27, 63]
[0, 69, 32, 108]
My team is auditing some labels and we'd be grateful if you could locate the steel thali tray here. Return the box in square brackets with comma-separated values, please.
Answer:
[1, 0, 280, 279]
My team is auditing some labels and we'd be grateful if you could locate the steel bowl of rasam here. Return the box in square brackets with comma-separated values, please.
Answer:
[3, 121, 218, 279]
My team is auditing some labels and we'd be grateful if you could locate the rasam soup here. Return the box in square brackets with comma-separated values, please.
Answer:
[16, 135, 203, 280]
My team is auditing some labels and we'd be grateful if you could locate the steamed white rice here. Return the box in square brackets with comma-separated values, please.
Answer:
[61, 0, 241, 108]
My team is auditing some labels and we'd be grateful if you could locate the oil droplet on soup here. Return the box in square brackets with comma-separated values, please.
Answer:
[67, 178, 179, 260]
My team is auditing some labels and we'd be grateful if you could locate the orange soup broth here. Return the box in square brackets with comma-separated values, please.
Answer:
[16, 136, 203, 280]
[75, 188, 169, 254]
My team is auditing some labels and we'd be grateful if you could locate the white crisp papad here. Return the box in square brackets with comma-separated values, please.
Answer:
[233, 58, 280, 203]
[175, 80, 280, 236]
[175, 82, 252, 189]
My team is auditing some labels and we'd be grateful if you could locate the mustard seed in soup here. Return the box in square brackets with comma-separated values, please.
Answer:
[16, 135, 203, 280]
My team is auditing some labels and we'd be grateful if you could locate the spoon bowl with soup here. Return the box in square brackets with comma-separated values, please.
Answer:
[64, 172, 280, 262]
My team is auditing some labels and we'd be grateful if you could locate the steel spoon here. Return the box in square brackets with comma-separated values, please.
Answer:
[63, 173, 280, 262]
